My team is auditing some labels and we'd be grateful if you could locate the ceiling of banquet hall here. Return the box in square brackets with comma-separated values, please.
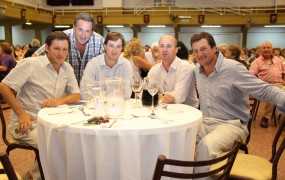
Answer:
[0, 0, 284, 27]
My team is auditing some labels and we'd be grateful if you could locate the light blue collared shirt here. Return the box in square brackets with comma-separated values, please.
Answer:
[196, 52, 285, 123]
[80, 53, 133, 100]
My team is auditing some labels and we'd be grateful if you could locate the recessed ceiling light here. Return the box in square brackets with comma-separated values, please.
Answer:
[146, 25, 166, 28]
[106, 25, 124, 28]
[264, 25, 285, 27]
[201, 25, 221, 28]
[55, 25, 70, 28]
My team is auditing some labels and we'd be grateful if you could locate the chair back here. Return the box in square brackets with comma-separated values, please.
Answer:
[240, 96, 259, 154]
[0, 104, 10, 146]
[152, 141, 241, 180]
[0, 152, 18, 180]
[270, 116, 285, 180]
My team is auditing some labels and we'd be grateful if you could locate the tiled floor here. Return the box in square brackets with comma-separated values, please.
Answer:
[0, 101, 285, 179]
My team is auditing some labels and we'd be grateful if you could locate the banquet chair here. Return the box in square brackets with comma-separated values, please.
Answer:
[0, 105, 45, 179]
[239, 96, 259, 154]
[152, 141, 241, 180]
[212, 116, 285, 180]
[0, 152, 22, 180]
[249, 96, 260, 122]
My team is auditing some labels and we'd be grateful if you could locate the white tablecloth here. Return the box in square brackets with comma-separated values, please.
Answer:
[37, 100, 202, 180]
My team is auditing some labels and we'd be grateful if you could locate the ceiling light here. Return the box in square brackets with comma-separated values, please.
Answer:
[147, 25, 166, 28]
[106, 25, 124, 28]
[179, 16, 191, 19]
[25, 22, 32, 25]
[264, 25, 285, 28]
[55, 25, 71, 28]
[201, 25, 221, 28]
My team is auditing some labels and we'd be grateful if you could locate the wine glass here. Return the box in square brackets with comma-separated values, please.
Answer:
[131, 76, 143, 106]
[146, 78, 159, 116]
[91, 81, 101, 114]
[83, 79, 96, 107]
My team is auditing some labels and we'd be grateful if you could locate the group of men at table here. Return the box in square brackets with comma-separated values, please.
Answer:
[1, 12, 285, 180]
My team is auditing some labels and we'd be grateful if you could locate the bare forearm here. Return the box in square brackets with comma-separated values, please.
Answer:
[42, 93, 80, 107]
[0, 83, 26, 116]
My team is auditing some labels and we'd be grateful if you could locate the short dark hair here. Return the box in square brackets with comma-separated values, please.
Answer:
[74, 13, 96, 31]
[176, 41, 189, 60]
[104, 32, 125, 48]
[45, 31, 70, 49]
[190, 32, 216, 48]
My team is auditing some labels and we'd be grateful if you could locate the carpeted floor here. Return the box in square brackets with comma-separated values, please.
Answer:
[1, 101, 285, 179]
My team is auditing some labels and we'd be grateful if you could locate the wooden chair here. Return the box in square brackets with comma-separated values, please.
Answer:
[0, 105, 45, 179]
[212, 116, 285, 180]
[0, 152, 22, 180]
[239, 96, 259, 154]
[249, 96, 260, 122]
[152, 141, 241, 180]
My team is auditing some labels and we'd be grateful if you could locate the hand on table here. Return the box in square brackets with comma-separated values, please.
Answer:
[163, 93, 175, 104]
[42, 98, 61, 108]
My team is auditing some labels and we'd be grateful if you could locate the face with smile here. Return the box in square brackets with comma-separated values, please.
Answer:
[73, 19, 93, 45]
[104, 39, 123, 65]
[261, 41, 273, 59]
[192, 38, 217, 68]
[45, 39, 69, 68]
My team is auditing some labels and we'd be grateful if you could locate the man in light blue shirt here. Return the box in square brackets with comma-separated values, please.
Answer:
[80, 32, 133, 100]
[191, 32, 285, 176]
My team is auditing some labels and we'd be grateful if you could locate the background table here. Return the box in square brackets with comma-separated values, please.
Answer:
[37, 100, 202, 180]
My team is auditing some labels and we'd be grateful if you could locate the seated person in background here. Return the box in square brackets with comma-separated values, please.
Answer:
[176, 41, 193, 63]
[145, 41, 161, 64]
[249, 46, 261, 65]
[147, 34, 199, 108]
[123, 38, 153, 78]
[225, 44, 248, 68]
[14, 44, 24, 61]
[0, 31, 80, 180]
[273, 47, 285, 64]
[23, 38, 41, 58]
[191, 32, 285, 177]
[144, 44, 150, 52]
[80, 32, 133, 100]
[250, 41, 285, 128]
[217, 43, 227, 56]
[0, 41, 16, 81]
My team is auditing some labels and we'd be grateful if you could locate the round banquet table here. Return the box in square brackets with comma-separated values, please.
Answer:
[37, 100, 202, 180]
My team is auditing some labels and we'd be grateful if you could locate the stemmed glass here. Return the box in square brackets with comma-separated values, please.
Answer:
[131, 75, 143, 107]
[146, 78, 159, 116]
[83, 79, 96, 107]
[91, 81, 101, 114]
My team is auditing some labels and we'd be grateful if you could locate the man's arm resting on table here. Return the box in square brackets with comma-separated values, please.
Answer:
[42, 93, 80, 108]
[0, 82, 33, 135]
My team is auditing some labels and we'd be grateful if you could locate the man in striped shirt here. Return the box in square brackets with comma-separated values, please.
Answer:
[33, 13, 105, 85]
